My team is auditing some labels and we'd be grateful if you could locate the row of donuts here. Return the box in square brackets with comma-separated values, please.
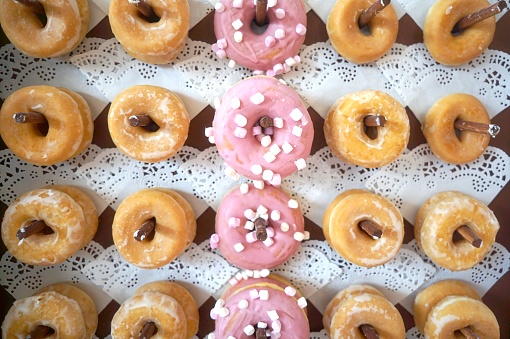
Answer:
[1, 0, 506, 67]
[2, 278, 501, 338]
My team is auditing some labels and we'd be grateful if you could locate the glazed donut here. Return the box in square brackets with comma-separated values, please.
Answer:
[0, 0, 89, 58]
[213, 0, 307, 74]
[45, 185, 98, 249]
[0, 85, 85, 166]
[109, 0, 189, 64]
[1, 291, 86, 339]
[413, 280, 481, 334]
[1, 188, 85, 265]
[423, 296, 499, 338]
[211, 76, 314, 183]
[415, 191, 499, 271]
[108, 85, 190, 163]
[322, 189, 404, 267]
[424, 0, 496, 65]
[134, 281, 199, 339]
[422, 93, 492, 164]
[112, 188, 189, 269]
[36, 283, 98, 339]
[212, 275, 310, 338]
[214, 183, 306, 270]
[324, 285, 405, 339]
[327, 0, 399, 64]
[111, 291, 187, 339]
[324, 90, 409, 168]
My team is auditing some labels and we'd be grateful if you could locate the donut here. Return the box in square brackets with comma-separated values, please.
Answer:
[1, 291, 86, 339]
[213, 0, 307, 74]
[324, 90, 409, 168]
[45, 185, 98, 249]
[214, 183, 306, 270]
[111, 291, 187, 339]
[112, 188, 190, 269]
[109, 0, 189, 64]
[324, 285, 405, 339]
[36, 283, 98, 339]
[1, 188, 86, 266]
[422, 93, 492, 164]
[0, 85, 86, 166]
[212, 275, 310, 338]
[415, 191, 500, 271]
[423, 296, 499, 338]
[322, 189, 404, 267]
[413, 280, 482, 334]
[134, 281, 199, 339]
[0, 0, 89, 58]
[210, 76, 314, 183]
[424, 0, 496, 65]
[327, 0, 399, 64]
[108, 85, 190, 163]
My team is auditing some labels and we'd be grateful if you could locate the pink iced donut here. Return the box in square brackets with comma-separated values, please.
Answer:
[213, 0, 307, 74]
[210, 76, 314, 184]
[212, 275, 310, 338]
[213, 183, 306, 270]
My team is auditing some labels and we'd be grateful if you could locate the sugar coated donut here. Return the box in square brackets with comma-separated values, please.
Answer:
[135, 281, 199, 339]
[111, 291, 187, 339]
[112, 188, 191, 269]
[212, 275, 310, 338]
[415, 191, 499, 271]
[214, 183, 306, 270]
[324, 285, 405, 339]
[1, 188, 86, 266]
[323, 189, 404, 267]
[108, 85, 190, 163]
[1, 291, 86, 339]
[422, 93, 492, 164]
[324, 90, 409, 168]
[211, 76, 314, 183]
[424, 0, 496, 65]
[327, 0, 399, 64]
[213, 0, 307, 74]
[109, 0, 189, 64]
[0, 85, 87, 166]
[413, 280, 481, 334]
[0, 0, 89, 57]
[423, 296, 499, 338]
[36, 283, 98, 339]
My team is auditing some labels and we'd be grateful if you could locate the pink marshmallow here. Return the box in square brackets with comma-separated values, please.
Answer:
[275, 8, 285, 19]
[265, 36, 276, 48]
[296, 23, 307, 36]
[252, 126, 262, 135]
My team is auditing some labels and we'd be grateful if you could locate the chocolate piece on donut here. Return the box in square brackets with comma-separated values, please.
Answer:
[327, 0, 398, 64]
[323, 189, 404, 267]
[213, 0, 307, 74]
[108, 85, 190, 163]
[414, 191, 499, 271]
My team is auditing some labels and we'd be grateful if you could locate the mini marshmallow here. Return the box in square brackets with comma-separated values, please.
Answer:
[227, 336, 235, 339]
[254, 180, 265, 189]
[272, 332, 281, 338]
[304, 231, 310, 240]
[259, 290, 269, 300]
[283, 62, 291, 73]
[231, 97, 241, 109]
[254, 70, 265, 75]
[234, 243, 245, 252]
[285, 57, 297, 66]
[232, 19, 243, 30]
[215, 2, 225, 12]
[217, 38, 228, 49]
[266, 69, 276, 77]
[292, 125, 303, 137]
[268, 0, 277, 7]
[263, 237, 274, 247]
[258, 322, 268, 329]
[233, 0, 243, 8]
[229, 277, 239, 286]
[264, 126, 274, 135]
[259, 213, 269, 220]
[294, 55, 301, 63]
[228, 59, 237, 68]
[234, 127, 247, 138]
[251, 164, 263, 175]
[234, 31, 243, 43]
[284, 286, 296, 296]
[294, 158, 306, 170]
[266, 227, 275, 237]
[214, 97, 221, 109]
[257, 205, 268, 214]
[208, 332, 217, 339]
[249, 289, 259, 299]
[238, 299, 249, 309]
[244, 325, 255, 336]
[273, 63, 284, 75]
[269, 144, 281, 155]
[279, 79, 287, 85]
[228, 217, 241, 228]
[252, 126, 262, 136]
[290, 108, 303, 121]
[250, 92, 265, 105]
[270, 210, 280, 221]
[293, 231, 305, 241]
[240, 183, 249, 194]
[280, 222, 290, 232]
[261, 135, 272, 147]
[217, 307, 230, 317]
[265, 36, 276, 48]
[270, 174, 281, 186]
[288, 199, 299, 209]
[244, 208, 256, 219]
[272, 320, 282, 333]
[253, 270, 261, 278]
[235, 272, 243, 281]
[205, 127, 213, 137]
[215, 299, 226, 308]
[275, 8, 285, 19]
[272, 117, 283, 129]
[210, 233, 220, 249]
[260, 268, 270, 277]
[244, 220, 255, 230]
[282, 142, 293, 153]
[210, 308, 218, 320]
[275, 29, 285, 39]
[216, 49, 227, 59]
[234, 114, 247, 127]
[224, 166, 240, 180]
[297, 297, 307, 308]
[246, 232, 257, 243]
[296, 23, 307, 35]
[245, 270, 254, 277]
[262, 169, 274, 181]
[208, 135, 216, 144]
[263, 152, 276, 163]
[268, 310, 279, 320]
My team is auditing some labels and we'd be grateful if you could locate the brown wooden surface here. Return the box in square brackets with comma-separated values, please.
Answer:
[0, 5, 509, 339]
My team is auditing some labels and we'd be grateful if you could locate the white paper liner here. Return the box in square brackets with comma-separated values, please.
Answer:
[377, 43, 510, 121]
[306, 0, 407, 23]
[365, 144, 510, 224]
[69, 38, 210, 120]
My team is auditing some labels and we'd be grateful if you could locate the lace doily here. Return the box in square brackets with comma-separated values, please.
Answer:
[306, 0, 407, 23]
[365, 144, 510, 223]
[0, 39, 109, 118]
[398, 240, 510, 314]
[406, 327, 424, 339]
[0, 146, 109, 214]
[282, 42, 404, 118]
[70, 38, 210, 120]
[76, 146, 210, 216]
[0, 241, 112, 313]
[306, 241, 436, 313]
[377, 43, 510, 121]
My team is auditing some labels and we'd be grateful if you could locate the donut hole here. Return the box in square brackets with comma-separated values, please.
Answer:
[358, 23, 372, 36]
[31, 325, 55, 337]
[135, 6, 161, 24]
[37, 121, 50, 136]
[250, 17, 270, 35]
[453, 118, 463, 140]
[363, 125, 378, 140]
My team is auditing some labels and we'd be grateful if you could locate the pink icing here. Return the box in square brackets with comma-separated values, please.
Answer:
[212, 76, 314, 181]
[214, 277, 310, 338]
[215, 184, 305, 270]
[213, 0, 307, 71]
